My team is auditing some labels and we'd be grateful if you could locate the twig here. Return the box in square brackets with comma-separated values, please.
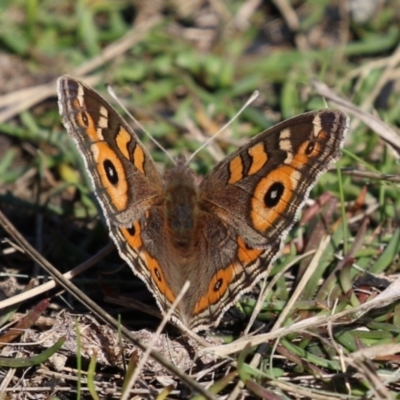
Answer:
[335, 168, 400, 184]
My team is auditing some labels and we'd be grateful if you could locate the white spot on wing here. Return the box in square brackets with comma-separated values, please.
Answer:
[280, 128, 293, 163]
[77, 83, 85, 107]
[313, 114, 322, 137]
[97, 105, 108, 140]
[280, 128, 291, 140]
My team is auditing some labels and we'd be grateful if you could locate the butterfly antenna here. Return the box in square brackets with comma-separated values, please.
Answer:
[106, 84, 175, 165]
[187, 90, 260, 164]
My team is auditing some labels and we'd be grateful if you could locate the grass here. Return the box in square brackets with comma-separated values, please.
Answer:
[0, 0, 400, 398]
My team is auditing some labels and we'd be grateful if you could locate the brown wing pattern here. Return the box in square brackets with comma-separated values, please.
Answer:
[58, 76, 162, 226]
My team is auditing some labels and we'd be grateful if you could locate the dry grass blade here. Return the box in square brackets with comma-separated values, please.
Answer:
[73, 16, 162, 78]
[244, 249, 315, 335]
[272, 235, 331, 331]
[0, 83, 56, 124]
[340, 168, 400, 183]
[0, 299, 49, 347]
[0, 15, 161, 124]
[351, 342, 400, 362]
[0, 243, 114, 310]
[312, 79, 400, 155]
[356, 43, 400, 123]
[205, 275, 400, 356]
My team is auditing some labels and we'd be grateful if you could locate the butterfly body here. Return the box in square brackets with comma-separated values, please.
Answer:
[58, 75, 349, 331]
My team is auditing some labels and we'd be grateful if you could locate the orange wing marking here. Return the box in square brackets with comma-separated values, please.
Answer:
[228, 156, 244, 184]
[142, 251, 176, 304]
[133, 144, 145, 173]
[120, 221, 143, 249]
[115, 127, 131, 160]
[193, 265, 235, 314]
[237, 237, 262, 264]
[248, 143, 268, 175]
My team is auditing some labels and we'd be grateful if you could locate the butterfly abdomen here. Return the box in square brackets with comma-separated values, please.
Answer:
[163, 163, 201, 252]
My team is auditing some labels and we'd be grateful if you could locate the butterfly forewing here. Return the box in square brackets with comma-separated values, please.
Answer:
[200, 109, 348, 244]
[57, 76, 162, 226]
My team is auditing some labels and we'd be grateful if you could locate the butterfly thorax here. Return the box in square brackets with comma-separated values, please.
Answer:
[163, 160, 200, 254]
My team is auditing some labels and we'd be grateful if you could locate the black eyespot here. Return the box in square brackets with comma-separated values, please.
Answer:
[306, 141, 315, 155]
[104, 159, 118, 185]
[214, 278, 223, 292]
[265, 182, 284, 208]
[154, 268, 162, 282]
[81, 112, 89, 126]
[126, 225, 136, 236]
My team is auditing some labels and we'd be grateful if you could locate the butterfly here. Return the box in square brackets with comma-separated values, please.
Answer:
[58, 75, 349, 331]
